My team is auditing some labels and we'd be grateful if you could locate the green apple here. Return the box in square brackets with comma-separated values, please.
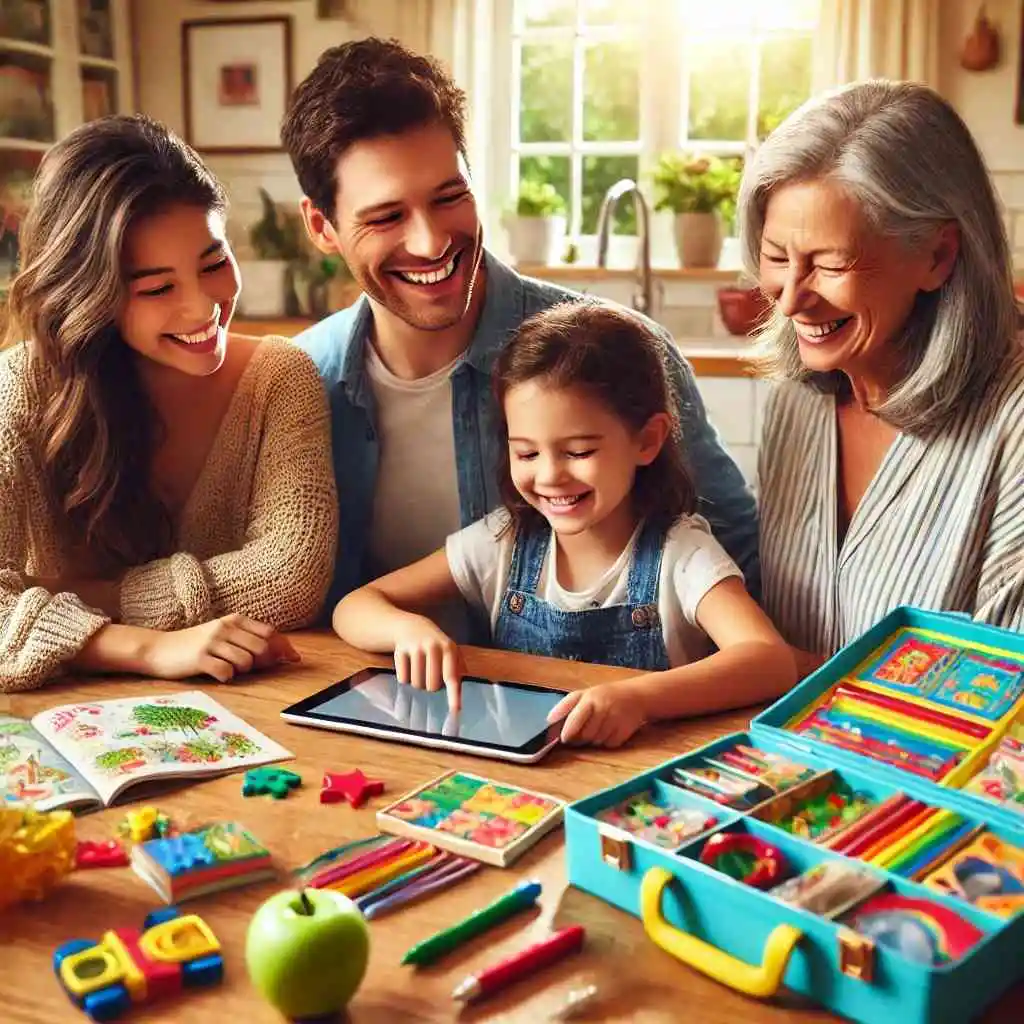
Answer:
[245, 887, 370, 1019]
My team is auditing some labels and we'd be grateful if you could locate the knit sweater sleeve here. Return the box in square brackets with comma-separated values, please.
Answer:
[118, 344, 338, 631]
[0, 427, 110, 694]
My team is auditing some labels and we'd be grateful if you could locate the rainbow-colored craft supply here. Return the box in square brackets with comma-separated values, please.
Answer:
[130, 821, 275, 903]
[564, 607, 1024, 1024]
[295, 834, 481, 918]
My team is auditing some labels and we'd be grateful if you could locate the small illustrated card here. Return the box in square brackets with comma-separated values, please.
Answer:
[921, 831, 1024, 919]
[376, 771, 564, 867]
[595, 789, 718, 849]
[858, 631, 958, 696]
[929, 653, 1024, 720]
[130, 820, 276, 903]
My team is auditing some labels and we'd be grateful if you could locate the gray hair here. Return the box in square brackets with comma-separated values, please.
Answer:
[739, 79, 1018, 434]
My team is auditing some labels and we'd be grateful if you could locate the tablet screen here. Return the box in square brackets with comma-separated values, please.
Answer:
[284, 670, 566, 753]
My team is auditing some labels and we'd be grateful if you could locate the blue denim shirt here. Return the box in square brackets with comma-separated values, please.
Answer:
[297, 251, 760, 612]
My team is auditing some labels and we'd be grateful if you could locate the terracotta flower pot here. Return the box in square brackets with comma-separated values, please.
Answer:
[717, 286, 772, 336]
[673, 212, 723, 268]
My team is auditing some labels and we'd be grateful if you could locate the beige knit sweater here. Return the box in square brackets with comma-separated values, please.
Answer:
[0, 338, 338, 692]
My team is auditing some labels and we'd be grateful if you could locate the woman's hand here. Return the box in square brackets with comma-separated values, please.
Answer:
[140, 613, 300, 682]
[392, 615, 466, 710]
[546, 679, 647, 748]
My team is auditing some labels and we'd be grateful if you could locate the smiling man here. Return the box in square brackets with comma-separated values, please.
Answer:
[281, 38, 760, 627]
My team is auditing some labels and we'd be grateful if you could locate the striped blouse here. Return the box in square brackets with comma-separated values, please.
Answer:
[759, 357, 1024, 657]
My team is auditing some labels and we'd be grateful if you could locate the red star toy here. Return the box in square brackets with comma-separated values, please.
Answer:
[320, 769, 385, 808]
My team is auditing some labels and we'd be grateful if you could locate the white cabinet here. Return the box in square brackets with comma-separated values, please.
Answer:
[0, 0, 133, 294]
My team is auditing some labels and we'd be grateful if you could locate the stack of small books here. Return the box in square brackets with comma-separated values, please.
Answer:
[130, 820, 276, 903]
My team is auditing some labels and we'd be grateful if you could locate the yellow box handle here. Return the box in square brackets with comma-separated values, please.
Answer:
[640, 866, 803, 998]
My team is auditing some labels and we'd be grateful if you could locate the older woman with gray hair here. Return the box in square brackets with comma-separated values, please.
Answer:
[742, 79, 1024, 672]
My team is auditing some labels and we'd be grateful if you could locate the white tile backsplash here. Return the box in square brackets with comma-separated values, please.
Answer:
[695, 377, 757, 446]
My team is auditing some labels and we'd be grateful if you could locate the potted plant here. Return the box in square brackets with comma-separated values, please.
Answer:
[503, 180, 568, 267]
[237, 189, 304, 318]
[652, 153, 742, 269]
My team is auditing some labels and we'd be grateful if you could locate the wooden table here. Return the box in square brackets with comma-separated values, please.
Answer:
[3, 632, 1021, 1023]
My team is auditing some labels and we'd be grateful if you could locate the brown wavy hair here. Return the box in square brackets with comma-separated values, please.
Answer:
[281, 37, 467, 223]
[492, 301, 697, 537]
[5, 114, 227, 573]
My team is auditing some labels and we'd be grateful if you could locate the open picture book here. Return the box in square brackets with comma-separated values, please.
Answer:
[0, 690, 292, 812]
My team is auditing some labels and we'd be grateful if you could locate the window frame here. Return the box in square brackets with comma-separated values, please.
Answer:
[487, 0, 816, 262]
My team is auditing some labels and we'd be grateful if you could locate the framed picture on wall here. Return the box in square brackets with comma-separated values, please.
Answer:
[182, 16, 292, 154]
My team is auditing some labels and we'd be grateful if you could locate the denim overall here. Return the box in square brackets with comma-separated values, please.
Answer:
[493, 521, 670, 670]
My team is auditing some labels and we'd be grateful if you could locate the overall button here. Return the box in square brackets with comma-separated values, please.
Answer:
[508, 593, 525, 614]
[631, 606, 653, 628]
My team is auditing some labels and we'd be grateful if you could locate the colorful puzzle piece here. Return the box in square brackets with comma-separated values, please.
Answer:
[242, 767, 301, 799]
[75, 838, 129, 869]
[320, 770, 385, 808]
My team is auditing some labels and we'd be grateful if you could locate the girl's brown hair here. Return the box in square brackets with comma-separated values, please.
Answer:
[5, 114, 227, 573]
[492, 301, 696, 535]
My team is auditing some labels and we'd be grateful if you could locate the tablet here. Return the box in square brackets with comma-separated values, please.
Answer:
[280, 669, 568, 763]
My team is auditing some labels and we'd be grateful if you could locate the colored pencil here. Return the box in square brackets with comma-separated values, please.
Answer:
[883, 814, 964, 873]
[293, 834, 392, 878]
[825, 792, 909, 852]
[799, 721, 944, 779]
[911, 824, 987, 882]
[362, 860, 483, 919]
[840, 799, 928, 858]
[859, 807, 938, 863]
[835, 683, 991, 739]
[329, 843, 439, 898]
[871, 809, 959, 869]
[309, 838, 415, 889]
[894, 821, 979, 878]
[354, 852, 455, 910]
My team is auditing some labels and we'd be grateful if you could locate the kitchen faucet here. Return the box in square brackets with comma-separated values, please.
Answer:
[595, 178, 654, 315]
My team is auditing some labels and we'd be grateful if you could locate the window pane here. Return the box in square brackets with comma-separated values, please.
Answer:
[582, 154, 639, 234]
[583, 40, 640, 141]
[519, 41, 573, 142]
[519, 0, 576, 28]
[519, 155, 572, 220]
[686, 40, 750, 142]
[758, 35, 811, 139]
[583, 0, 641, 25]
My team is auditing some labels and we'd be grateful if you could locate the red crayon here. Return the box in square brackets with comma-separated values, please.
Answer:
[452, 925, 586, 1002]
[842, 800, 929, 859]
[825, 792, 908, 852]
[309, 839, 415, 889]
[800, 719, 942, 779]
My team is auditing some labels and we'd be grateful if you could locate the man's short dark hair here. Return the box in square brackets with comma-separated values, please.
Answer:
[281, 37, 468, 224]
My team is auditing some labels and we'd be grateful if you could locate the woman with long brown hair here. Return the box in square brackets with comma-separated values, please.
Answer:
[0, 114, 337, 692]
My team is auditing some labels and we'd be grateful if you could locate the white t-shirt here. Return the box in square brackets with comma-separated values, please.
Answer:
[445, 510, 743, 667]
[366, 344, 466, 637]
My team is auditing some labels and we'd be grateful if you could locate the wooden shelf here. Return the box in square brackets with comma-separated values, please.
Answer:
[0, 38, 54, 59]
[517, 263, 745, 282]
[78, 54, 117, 70]
[0, 137, 50, 151]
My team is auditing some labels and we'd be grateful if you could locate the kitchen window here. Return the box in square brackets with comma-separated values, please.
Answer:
[498, 0, 818, 247]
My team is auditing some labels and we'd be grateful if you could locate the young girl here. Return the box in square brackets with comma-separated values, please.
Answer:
[0, 114, 338, 692]
[333, 302, 795, 747]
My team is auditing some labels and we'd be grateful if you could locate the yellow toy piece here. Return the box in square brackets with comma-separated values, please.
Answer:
[0, 806, 76, 910]
[55, 909, 224, 1018]
[117, 805, 173, 844]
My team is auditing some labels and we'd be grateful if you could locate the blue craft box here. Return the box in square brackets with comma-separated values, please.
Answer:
[564, 607, 1024, 1024]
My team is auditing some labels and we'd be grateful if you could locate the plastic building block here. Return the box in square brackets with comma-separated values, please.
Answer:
[76, 839, 130, 869]
[242, 767, 302, 799]
[320, 770, 385, 808]
[117, 806, 173, 844]
[54, 910, 223, 1020]
[0, 806, 76, 909]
